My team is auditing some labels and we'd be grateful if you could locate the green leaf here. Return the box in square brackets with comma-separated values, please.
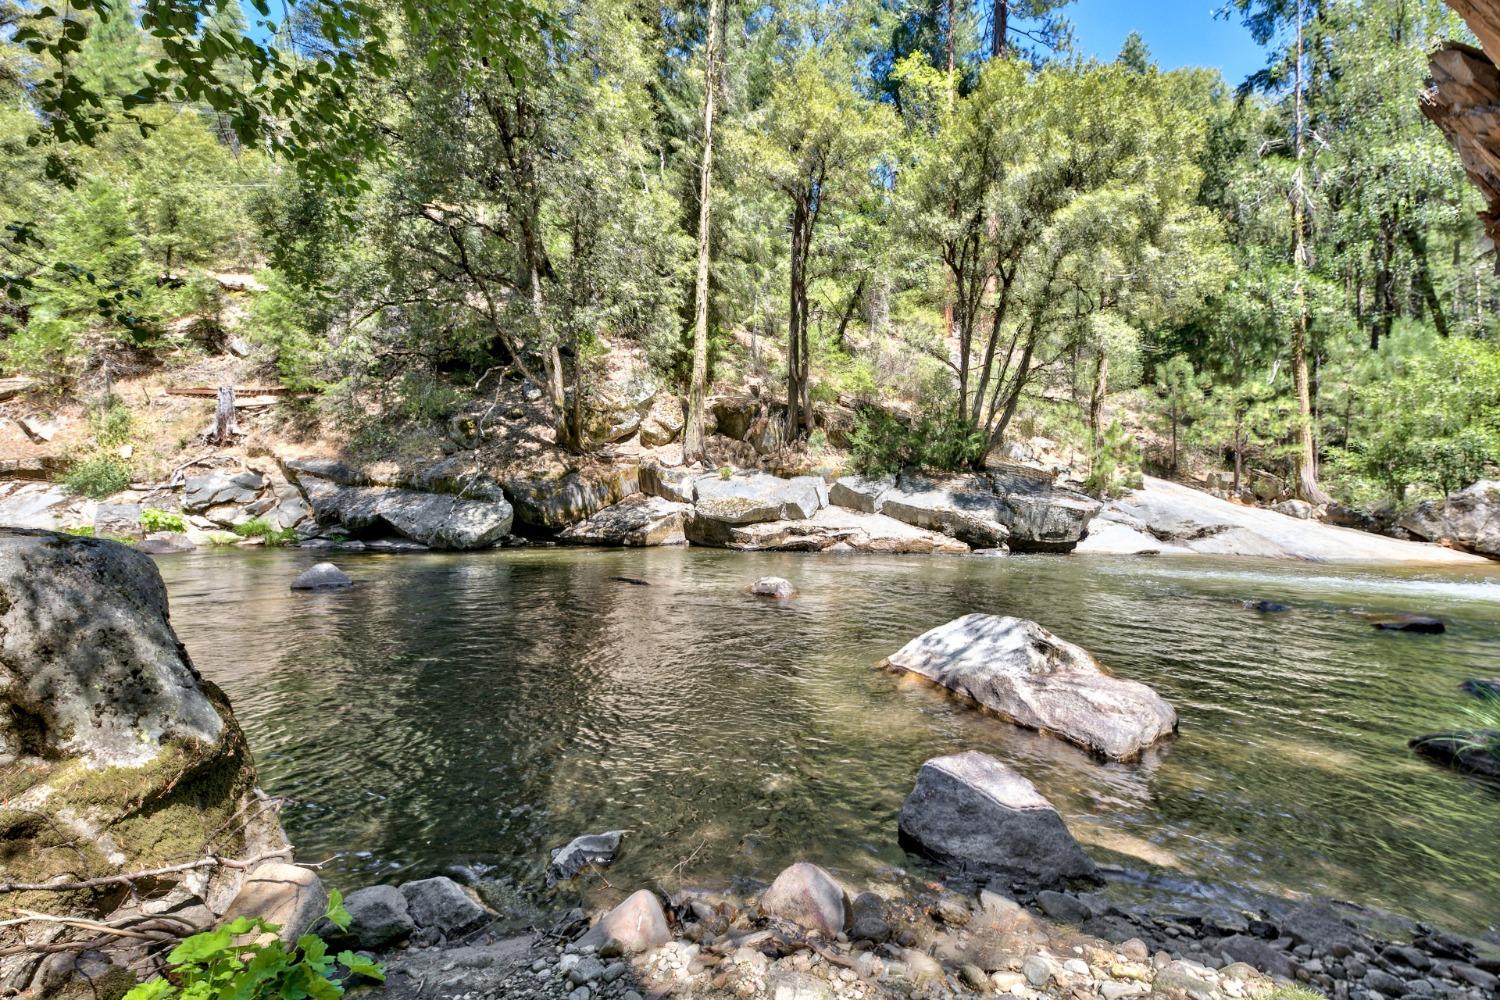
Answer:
[336, 951, 385, 983]
[167, 928, 232, 965]
[323, 888, 351, 931]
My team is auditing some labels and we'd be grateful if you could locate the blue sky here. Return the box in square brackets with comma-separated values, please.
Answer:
[1067, 0, 1269, 85]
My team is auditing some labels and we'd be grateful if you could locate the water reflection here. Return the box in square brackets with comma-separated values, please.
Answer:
[158, 547, 1500, 936]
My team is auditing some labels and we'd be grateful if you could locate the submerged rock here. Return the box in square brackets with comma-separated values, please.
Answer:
[1410, 732, 1500, 778]
[749, 576, 797, 600]
[883, 614, 1177, 761]
[759, 862, 849, 939]
[1355, 612, 1447, 634]
[557, 495, 689, 547]
[1462, 678, 1500, 700]
[897, 751, 1099, 889]
[1244, 600, 1290, 613]
[290, 562, 353, 590]
[547, 831, 626, 886]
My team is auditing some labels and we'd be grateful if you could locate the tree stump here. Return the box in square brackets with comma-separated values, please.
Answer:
[211, 385, 240, 445]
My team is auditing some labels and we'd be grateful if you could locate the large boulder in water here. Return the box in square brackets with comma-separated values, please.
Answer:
[1398, 481, 1500, 559]
[0, 529, 288, 991]
[691, 472, 825, 528]
[290, 562, 353, 590]
[883, 614, 1177, 761]
[988, 472, 1101, 553]
[300, 478, 513, 549]
[501, 465, 639, 531]
[880, 476, 1010, 550]
[898, 752, 1098, 890]
[557, 495, 688, 547]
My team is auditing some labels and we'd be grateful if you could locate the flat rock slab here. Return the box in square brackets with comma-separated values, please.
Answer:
[1087, 477, 1488, 564]
[557, 495, 688, 547]
[884, 614, 1177, 761]
[693, 473, 825, 526]
[688, 505, 969, 553]
[898, 751, 1098, 890]
[880, 478, 1010, 550]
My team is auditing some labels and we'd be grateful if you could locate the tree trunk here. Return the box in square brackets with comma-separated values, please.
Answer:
[1405, 227, 1450, 338]
[1088, 350, 1108, 451]
[786, 199, 807, 440]
[1290, 0, 1331, 505]
[992, 0, 1008, 58]
[683, 0, 722, 466]
[211, 386, 239, 445]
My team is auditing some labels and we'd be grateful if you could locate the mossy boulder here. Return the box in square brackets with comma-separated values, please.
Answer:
[0, 530, 287, 996]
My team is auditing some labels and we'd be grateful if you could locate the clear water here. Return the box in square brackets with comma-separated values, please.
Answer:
[156, 548, 1500, 937]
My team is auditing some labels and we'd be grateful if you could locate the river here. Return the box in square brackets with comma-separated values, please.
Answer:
[157, 547, 1500, 938]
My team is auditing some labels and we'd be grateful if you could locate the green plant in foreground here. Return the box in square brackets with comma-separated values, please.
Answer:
[232, 518, 300, 546]
[1267, 987, 1325, 1000]
[64, 525, 95, 537]
[140, 508, 187, 533]
[123, 889, 382, 1000]
[63, 455, 131, 498]
[1457, 695, 1500, 761]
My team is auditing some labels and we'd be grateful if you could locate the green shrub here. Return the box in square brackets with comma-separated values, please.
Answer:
[63, 525, 95, 537]
[0, 317, 84, 390]
[139, 508, 187, 533]
[848, 404, 986, 476]
[123, 889, 382, 1000]
[63, 456, 131, 498]
[1084, 420, 1144, 499]
[231, 518, 299, 546]
[90, 402, 133, 449]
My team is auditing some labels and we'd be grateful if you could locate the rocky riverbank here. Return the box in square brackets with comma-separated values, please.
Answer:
[3, 453, 1492, 566]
